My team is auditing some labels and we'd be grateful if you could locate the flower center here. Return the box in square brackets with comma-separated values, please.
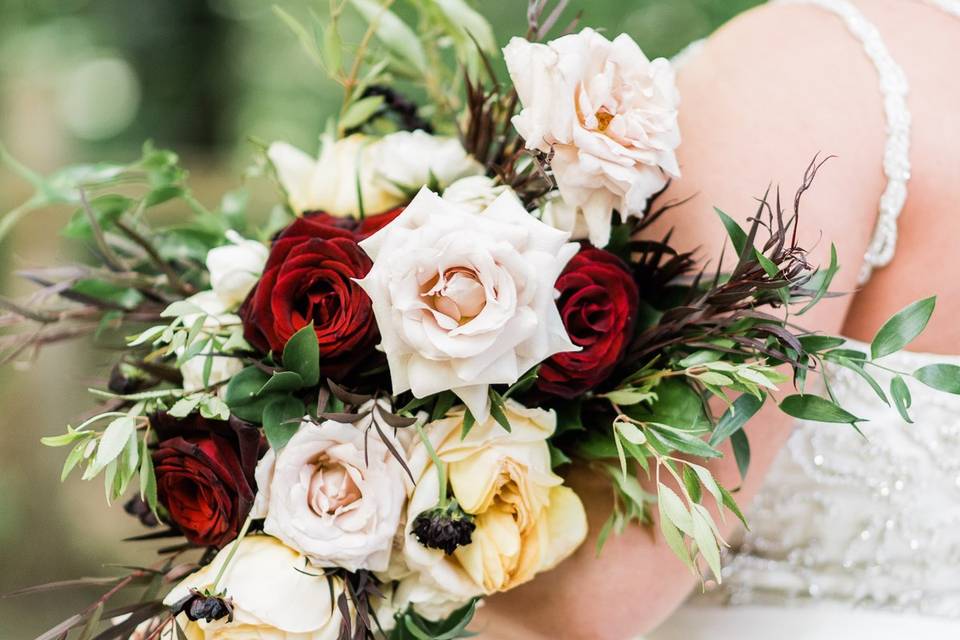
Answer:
[422, 267, 486, 324]
[595, 109, 614, 132]
[307, 460, 361, 516]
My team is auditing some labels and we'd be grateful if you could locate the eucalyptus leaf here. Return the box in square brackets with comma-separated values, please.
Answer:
[890, 375, 913, 423]
[351, 0, 427, 74]
[871, 296, 936, 359]
[914, 363, 960, 394]
[779, 394, 863, 425]
[263, 396, 307, 450]
[282, 323, 320, 387]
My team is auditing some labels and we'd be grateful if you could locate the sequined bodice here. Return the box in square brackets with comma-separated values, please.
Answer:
[713, 341, 960, 617]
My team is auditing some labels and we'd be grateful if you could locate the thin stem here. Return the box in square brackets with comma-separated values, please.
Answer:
[114, 219, 194, 296]
[212, 515, 253, 593]
[415, 422, 447, 508]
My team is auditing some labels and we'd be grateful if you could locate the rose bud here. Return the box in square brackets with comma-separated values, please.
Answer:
[239, 214, 385, 380]
[412, 501, 476, 556]
[538, 247, 639, 398]
[152, 414, 263, 548]
[169, 588, 234, 623]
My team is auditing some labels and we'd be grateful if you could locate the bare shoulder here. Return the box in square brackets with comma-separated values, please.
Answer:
[650, 0, 889, 301]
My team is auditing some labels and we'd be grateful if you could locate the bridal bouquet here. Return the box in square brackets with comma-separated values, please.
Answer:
[6, 1, 959, 638]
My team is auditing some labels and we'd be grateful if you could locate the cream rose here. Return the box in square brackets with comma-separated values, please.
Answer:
[206, 231, 268, 309]
[251, 417, 408, 572]
[401, 401, 587, 604]
[357, 188, 578, 421]
[504, 28, 681, 247]
[441, 175, 510, 215]
[268, 131, 482, 218]
[177, 290, 244, 394]
[164, 536, 344, 640]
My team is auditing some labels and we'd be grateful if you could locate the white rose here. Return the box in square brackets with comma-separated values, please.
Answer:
[178, 290, 244, 394]
[163, 536, 344, 639]
[374, 130, 483, 195]
[252, 416, 408, 572]
[268, 131, 482, 218]
[205, 230, 268, 309]
[538, 190, 590, 241]
[401, 401, 587, 603]
[504, 28, 681, 247]
[356, 188, 578, 421]
[441, 175, 511, 215]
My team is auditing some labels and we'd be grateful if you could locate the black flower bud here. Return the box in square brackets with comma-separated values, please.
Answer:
[412, 501, 476, 555]
[170, 589, 234, 623]
[123, 495, 159, 528]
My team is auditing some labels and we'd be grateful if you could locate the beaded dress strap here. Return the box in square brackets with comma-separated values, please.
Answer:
[774, 0, 911, 284]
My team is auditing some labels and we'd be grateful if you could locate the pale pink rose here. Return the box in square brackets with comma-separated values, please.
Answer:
[356, 188, 578, 421]
[504, 28, 681, 247]
[251, 417, 408, 572]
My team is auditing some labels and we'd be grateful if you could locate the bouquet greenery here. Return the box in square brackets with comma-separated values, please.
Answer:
[4, 1, 959, 638]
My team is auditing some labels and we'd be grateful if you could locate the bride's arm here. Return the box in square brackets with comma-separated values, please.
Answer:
[477, 3, 889, 638]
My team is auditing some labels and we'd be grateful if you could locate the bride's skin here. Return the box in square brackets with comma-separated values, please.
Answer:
[478, 1, 960, 638]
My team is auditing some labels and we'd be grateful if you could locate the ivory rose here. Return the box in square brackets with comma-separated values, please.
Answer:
[205, 231, 268, 309]
[164, 536, 344, 639]
[268, 131, 482, 218]
[441, 175, 510, 214]
[504, 28, 681, 247]
[401, 401, 588, 605]
[251, 417, 408, 572]
[356, 188, 579, 421]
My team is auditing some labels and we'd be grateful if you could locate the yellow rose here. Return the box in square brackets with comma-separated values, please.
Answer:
[401, 400, 587, 607]
[163, 536, 344, 640]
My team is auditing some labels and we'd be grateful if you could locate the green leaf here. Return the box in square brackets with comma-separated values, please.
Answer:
[890, 375, 913, 423]
[870, 296, 936, 359]
[340, 95, 385, 131]
[730, 429, 751, 479]
[682, 466, 702, 504]
[430, 391, 456, 422]
[626, 378, 709, 431]
[709, 393, 763, 446]
[273, 5, 323, 66]
[719, 485, 748, 529]
[779, 394, 863, 425]
[797, 244, 839, 316]
[548, 442, 571, 469]
[350, 0, 428, 74]
[61, 440, 89, 481]
[62, 194, 132, 239]
[41, 429, 88, 448]
[139, 436, 157, 513]
[658, 484, 693, 535]
[488, 390, 511, 433]
[282, 323, 320, 387]
[225, 366, 272, 407]
[258, 371, 305, 395]
[322, 17, 343, 74]
[93, 417, 137, 473]
[714, 207, 748, 256]
[504, 365, 540, 399]
[262, 396, 307, 450]
[914, 363, 960, 395]
[691, 506, 723, 580]
[827, 356, 889, 406]
[799, 334, 846, 353]
[460, 408, 476, 439]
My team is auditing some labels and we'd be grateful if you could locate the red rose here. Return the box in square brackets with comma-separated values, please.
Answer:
[239, 210, 398, 379]
[152, 414, 262, 548]
[538, 247, 639, 398]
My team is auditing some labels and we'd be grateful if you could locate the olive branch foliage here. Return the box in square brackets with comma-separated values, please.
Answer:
[6, 0, 960, 638]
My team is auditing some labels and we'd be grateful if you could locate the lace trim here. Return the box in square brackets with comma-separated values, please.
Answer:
[774, 0, 911, 285]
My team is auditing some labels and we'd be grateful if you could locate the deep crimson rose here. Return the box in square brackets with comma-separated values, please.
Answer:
[240, 210, 400, 378]
[538, 247, 639, 398]
[152, 414, 262, 548]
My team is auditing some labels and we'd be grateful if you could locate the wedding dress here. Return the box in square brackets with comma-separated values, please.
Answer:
[650, 1, 960, 637]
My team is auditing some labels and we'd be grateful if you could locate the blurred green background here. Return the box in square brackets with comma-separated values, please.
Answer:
[0, 0, 760, 636]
